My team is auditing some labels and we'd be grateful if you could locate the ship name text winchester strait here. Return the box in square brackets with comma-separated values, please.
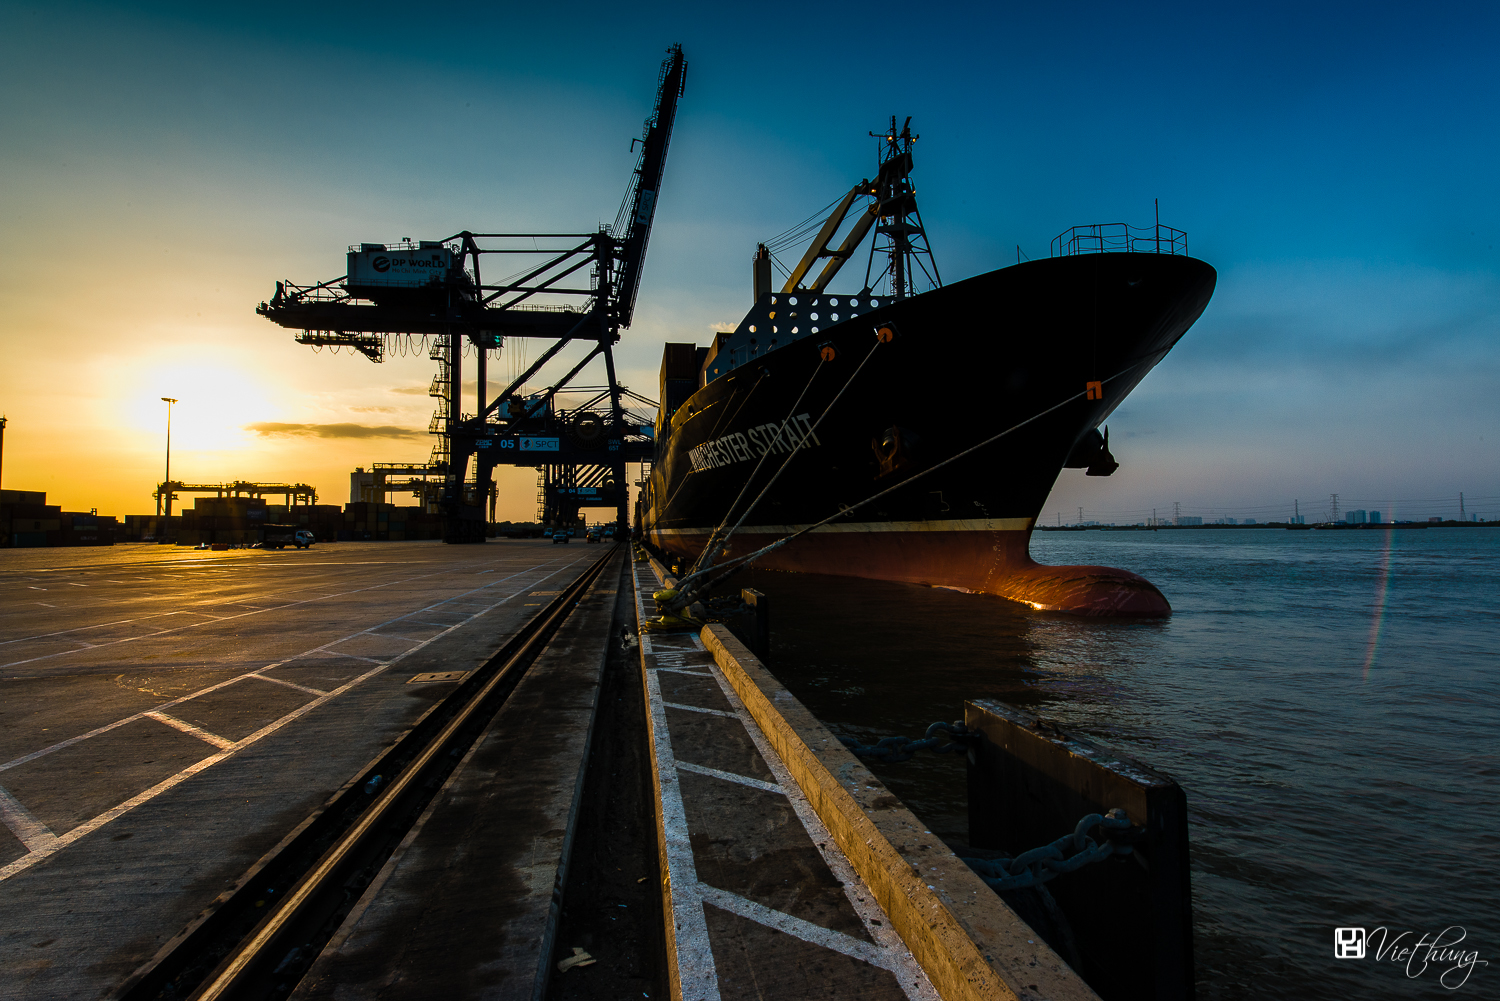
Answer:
[688, 414, 822, 472]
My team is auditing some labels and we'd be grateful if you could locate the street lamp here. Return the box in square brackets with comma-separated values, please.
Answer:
[160, 398, 178, 518]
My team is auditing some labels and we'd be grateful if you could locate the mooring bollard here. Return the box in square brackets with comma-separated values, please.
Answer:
[739, 587, 769, 659]
[965, 699, 1193, 1001]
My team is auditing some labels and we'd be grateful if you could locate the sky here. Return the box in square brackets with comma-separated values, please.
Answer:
[1, 1, 1497, 525]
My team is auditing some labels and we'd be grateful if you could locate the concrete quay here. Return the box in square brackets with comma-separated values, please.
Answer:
[634, 554, 1098, 1001]
[0, 540, 1106, 999]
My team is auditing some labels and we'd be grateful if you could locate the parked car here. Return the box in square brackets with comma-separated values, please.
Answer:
[552, 531, 570, 544]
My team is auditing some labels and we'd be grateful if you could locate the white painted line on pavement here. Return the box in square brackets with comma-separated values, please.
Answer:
[661, 701, 740, 719]
[142, 712, 235, 750]
[674, 760, 783, 795]
[0, 786, 59, 854]
[643, 666, 721, 1001]
[246, 673, 328, 697]
[696, 883, 890, 969]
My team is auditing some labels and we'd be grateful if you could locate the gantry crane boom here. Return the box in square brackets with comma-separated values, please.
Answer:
[614, 43, 686, 329]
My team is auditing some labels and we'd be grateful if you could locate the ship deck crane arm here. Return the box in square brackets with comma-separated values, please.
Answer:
[781, 150, 915, 294]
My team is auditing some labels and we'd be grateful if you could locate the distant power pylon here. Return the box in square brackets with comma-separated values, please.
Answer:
[1330, 493, 1340, 524]
[1173, 501, 1181, 525]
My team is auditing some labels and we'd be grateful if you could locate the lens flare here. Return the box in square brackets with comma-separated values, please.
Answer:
[1361, 522, 1396, 681]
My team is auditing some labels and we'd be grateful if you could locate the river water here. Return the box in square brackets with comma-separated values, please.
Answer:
[722, 527, 1499, 999]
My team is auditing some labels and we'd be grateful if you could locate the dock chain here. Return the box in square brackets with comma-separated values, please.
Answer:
[838, 721, 975, 763]
[962, 810, 1137, 891]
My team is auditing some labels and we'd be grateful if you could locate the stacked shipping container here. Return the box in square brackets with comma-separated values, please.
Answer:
[1, 490, 118, 547]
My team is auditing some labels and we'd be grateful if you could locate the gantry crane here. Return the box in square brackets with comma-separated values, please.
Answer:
[257, 44, 686, 541]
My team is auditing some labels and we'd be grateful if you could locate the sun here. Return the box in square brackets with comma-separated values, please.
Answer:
[120, 361, 278, 453]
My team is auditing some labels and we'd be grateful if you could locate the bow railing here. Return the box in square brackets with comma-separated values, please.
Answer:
[1051, 222, 1187, 257]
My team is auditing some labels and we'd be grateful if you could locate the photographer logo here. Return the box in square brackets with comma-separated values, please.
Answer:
[1332, 925, 1486, 989]
[1335, 927, 1366, 959]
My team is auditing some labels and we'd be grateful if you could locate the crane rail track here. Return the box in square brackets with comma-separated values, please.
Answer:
[115, 545, 621, 1001]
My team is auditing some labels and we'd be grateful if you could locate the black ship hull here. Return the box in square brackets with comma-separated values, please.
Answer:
[641, 251, 1216, 616]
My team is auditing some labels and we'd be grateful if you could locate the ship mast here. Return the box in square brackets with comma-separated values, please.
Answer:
[864, 116, 940, 299]
[774, 116, 941, 299]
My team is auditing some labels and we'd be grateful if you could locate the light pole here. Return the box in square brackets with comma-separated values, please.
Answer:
[160, 398, 178, 518]
[0, 415, 7, 493]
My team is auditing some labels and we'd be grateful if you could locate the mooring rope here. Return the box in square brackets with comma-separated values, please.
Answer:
[690, 335, 885, 577]
[689, 358, 827, 574]
[653, 368, 776, 531]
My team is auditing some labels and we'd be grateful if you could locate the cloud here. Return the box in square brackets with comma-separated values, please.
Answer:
[389, 380, 507, 397]
[709, 321, 737, 333]
[244, 422, 422, 439]
[349, 406, 401, 413]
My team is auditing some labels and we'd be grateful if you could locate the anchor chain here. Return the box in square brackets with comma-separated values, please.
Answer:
[837, 721, 975, 763]
[961, 810, 1138, 891]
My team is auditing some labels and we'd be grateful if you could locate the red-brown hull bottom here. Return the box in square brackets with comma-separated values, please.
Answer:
[649, 528, 1171, 618]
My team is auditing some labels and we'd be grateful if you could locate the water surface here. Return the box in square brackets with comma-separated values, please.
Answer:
[719, 527, 1499, 999]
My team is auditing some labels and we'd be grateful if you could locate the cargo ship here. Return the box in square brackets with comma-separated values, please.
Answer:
[639, 120, 1216, 616]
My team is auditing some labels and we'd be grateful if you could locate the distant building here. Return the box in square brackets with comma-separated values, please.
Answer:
[1369, 511, 1382, 524]
[1292, 515, 1305, 524]
[350, 468, 377, 504]
[1176, 516, 1203, 526]
[1213, 517, 1238, 525]
[1244, 518, 1257, 525]
[1346, 509, 1368, 525]
[1429, 516, 1442, 523]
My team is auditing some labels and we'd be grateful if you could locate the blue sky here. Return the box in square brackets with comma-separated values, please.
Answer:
[2, 1, 1496, 522]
